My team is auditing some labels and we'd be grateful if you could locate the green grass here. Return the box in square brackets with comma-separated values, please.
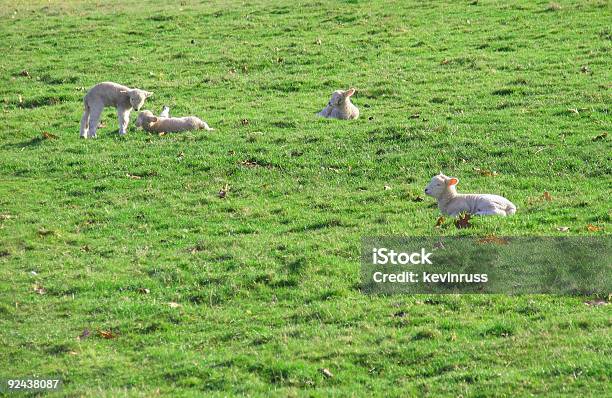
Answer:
[0, 0, 610, 396]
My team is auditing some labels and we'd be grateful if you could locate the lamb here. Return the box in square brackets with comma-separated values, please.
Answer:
[160, 105, 170, 118]
[80, 82, 153, 138]
[135, 106, 213, 133]
[424, 173, 517, 216]
[318, 88, 359, 120]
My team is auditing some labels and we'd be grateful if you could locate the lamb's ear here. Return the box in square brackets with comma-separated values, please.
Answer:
[345, 88, 356, 97]
[447, 177, 459, 186]
[151, 117, 158, 122]
[145, 91, 153, 98]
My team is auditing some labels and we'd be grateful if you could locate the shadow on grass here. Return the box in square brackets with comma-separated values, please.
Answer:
[2, 129, 129, 150]
[2, 136, 47, 149]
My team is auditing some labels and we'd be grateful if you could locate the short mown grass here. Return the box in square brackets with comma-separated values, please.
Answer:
[0, 0, 610, 396]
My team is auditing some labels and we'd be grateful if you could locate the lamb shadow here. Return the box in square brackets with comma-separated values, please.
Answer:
[2, 136, 46, 149]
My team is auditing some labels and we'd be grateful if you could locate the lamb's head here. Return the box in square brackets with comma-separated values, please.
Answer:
[327, 88, 356, 108]
[135, 110, 157, 128]
[424, 173, 458, 198]
[122, 89, 153, 111]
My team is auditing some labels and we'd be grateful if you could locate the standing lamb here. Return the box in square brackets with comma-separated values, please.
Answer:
[318, 88, 359, 120]
[135, 106, 214, 133]
[424, 173, 517, 216]
[80, 82, 153, 138]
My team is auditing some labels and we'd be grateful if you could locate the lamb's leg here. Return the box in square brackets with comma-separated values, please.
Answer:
[198, 120, 214, 131]
[118, 108, 130, 135]
[80, 106, 90, 139]
[87, 105, 103, 138]
[475, 208, 507, 216]
[160, 106, 170, 118]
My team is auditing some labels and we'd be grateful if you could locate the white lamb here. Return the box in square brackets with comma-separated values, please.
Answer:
[318, 88, 359, 120]
[160, 105, 170, 118]
[424, 173, 517, 216]
[80, 82, 153, 138]
[135, 106, 213, 133]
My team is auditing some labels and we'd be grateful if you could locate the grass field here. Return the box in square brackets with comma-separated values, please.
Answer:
[0, 0, 611, 396]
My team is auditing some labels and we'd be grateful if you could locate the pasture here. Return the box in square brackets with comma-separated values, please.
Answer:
[0, 0, 610, 396]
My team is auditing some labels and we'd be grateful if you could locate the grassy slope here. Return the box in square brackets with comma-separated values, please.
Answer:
[0, 0, 610, 396]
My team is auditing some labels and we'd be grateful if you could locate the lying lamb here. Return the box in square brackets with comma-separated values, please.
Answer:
[135, 106, 213, 133]
[318, 88, 359, 120]
[424, 173, 517, 216]
[80, 82, 153, 138]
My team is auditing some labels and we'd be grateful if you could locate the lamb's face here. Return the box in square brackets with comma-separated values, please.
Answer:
[135, 110, 155, 128]
[328, 88, 356, 107]
[329, 91, 345, 107]
[129, 90, 152, 111]
[425, 174, 454, 198]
